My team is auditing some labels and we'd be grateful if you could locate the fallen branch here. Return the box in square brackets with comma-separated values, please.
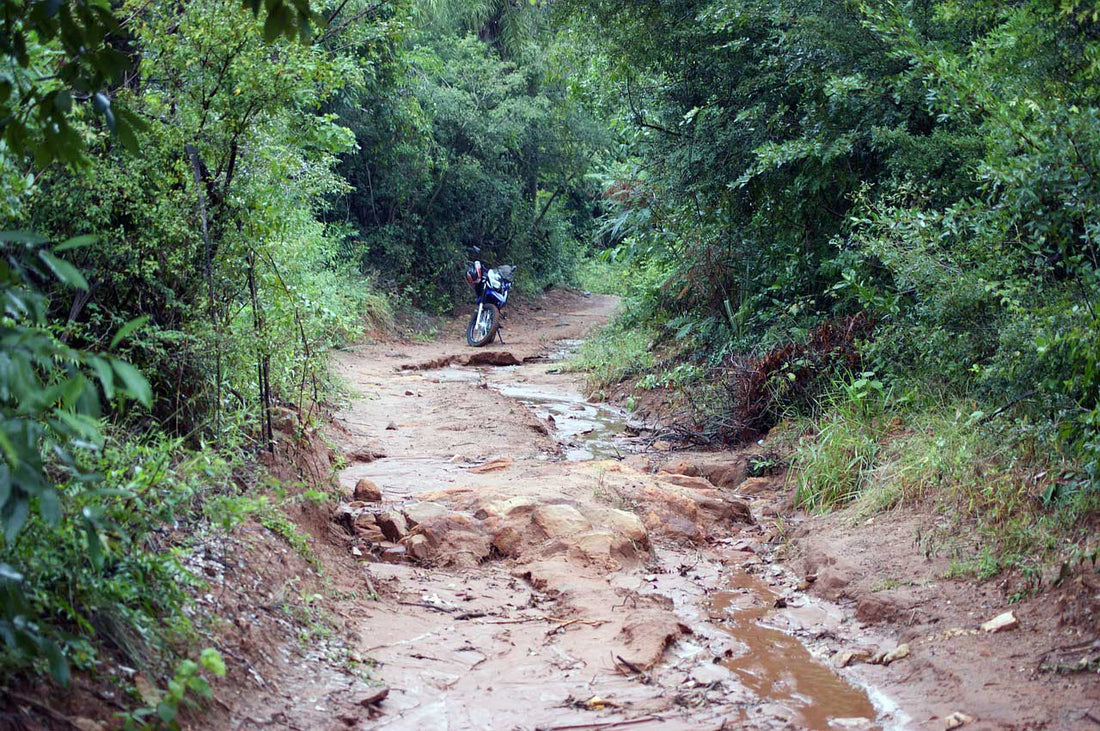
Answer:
[545, 618, 606, 636]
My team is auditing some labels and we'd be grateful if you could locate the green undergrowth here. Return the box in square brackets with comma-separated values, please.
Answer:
[784, 374, 1099, 587]
[0, 422, 338, 706]
[568, 317, 656, 395]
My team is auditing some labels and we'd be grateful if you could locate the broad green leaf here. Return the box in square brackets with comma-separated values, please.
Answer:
[110, 359, 152, 407]
[37, 251, 89, 291]
[4, 498, 30, 542]
[110, 315, 150, 349]
[54, 234, 98, 252]
[44, 641, 71, 686]
[38, 487, 60, 525]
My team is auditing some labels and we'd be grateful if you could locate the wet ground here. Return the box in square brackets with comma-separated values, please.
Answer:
[307, 290, 912, 730]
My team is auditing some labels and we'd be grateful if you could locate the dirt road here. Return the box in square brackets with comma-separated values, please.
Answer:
[253, 289, 902, 731]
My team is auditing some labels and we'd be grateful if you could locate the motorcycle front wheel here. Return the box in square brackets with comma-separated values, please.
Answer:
[466, 304, 500, 347]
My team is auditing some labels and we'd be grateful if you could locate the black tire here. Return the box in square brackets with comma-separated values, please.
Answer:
[466, 303, 500, 347]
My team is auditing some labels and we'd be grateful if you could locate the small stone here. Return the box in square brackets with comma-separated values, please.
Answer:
[404, 390, 414, 396]
[403, 534, 431, 561]
[380, 546, 407, 564]
[944, 712, 975, 729]
[376, 511, 408, 542]
[833, 649, 871, 668]
[385, 421, 398, 430]
[653, 440, 673, 451]
[980, 611, 1018, 633]
[353, 479, 382, 502]
[403, 501, 450, 527]
[72, 719, 108, 731]
[875, 643, 910, 665]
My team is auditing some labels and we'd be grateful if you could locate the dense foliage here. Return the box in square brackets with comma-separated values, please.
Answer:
[4, 0, 1098, 707]
[563, 0, 1100, 474]
[0, 0, 604, 696]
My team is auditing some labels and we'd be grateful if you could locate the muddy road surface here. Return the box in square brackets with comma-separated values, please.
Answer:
[237, 290, 912, 730]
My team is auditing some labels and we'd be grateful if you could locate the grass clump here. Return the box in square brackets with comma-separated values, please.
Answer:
[568, 318, 656, 394]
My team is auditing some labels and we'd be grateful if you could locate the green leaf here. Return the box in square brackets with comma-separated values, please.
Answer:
[110, 315, 150, 349]
[89, 357, 115, 400]
[38, 487, 60, 525]
[0, 231, 48, 245]
[110, 359, 152, 407]
[199, 648, 226, 677]
[4, 498, 30, 542]
[37, 251, 89, 290]
[54, 234, 98, 252]
[156, 701, 177, 723]
[44, 641, 71, 686]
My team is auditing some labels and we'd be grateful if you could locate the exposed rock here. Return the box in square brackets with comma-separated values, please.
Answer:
[588, 506, 648, 546]
[476, 496, 539, 520]
[618, 608, 686, 669]
[698, 461, 748, 489]
[489, 524, 524, 557]
[532, 504, 592, 538]
[403, 534, 431, 561]
[735, 477, 776, 496]
[347, 446, 385, 463]
[856, 594, 910, 624]
[408, 514, 492, 567]
[813, 563, 855, 601]
[981, 611, 1018, 633]
[833, 649, 872, 668]
[622, 455, 655, 473]
[660, 459, 700, 477]
[357, 525, 386, 544]
[644, 510, 706, 543]
[354, 478, 383, 502]
[652, 440, 673, 451]
[572, 529, 633, 564]
[376, 511, 408, 542]
[657, 473, 716, 491]
[334, 504, 361, 533]
[402, 501, 451, 527]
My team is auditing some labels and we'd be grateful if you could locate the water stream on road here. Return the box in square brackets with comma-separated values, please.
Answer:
[349, 339, 891, 728]
[435, 345, 883, 729]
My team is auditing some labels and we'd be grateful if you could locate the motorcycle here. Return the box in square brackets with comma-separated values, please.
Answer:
[464, 247, 516, 347]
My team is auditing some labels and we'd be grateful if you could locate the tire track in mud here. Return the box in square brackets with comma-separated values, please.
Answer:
[317, 291, 904, 730]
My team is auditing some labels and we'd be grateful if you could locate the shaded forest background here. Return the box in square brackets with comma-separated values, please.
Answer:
[2, 0, 1098, 712]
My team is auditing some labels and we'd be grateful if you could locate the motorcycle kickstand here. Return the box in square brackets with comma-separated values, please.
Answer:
[496, 328, 506, 345]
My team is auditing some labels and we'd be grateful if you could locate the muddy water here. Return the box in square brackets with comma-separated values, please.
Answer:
[709, 572, 879, 729]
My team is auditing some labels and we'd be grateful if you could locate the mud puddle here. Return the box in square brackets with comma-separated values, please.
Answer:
[708, 572, 878, 729]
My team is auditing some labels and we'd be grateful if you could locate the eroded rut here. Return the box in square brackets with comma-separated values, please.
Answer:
[320, 292, 907, 730]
